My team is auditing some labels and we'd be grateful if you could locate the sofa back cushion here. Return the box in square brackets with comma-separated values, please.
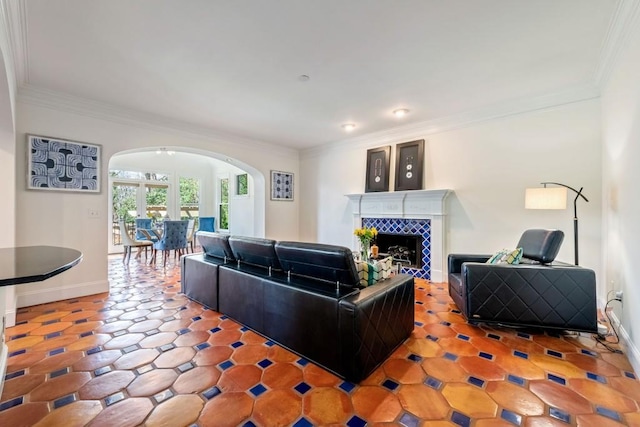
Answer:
[229, 236, 282, 270]
[197, 232, 235, 261]
[275, 241, 360, 287]
[516, 229, 564, 264]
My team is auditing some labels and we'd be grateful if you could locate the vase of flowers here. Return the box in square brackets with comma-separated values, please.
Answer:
[354, 226, 378, 260]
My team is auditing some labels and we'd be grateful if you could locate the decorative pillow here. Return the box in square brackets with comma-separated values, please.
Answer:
[486, 248, 524, 265]
[355, 256, 393, 287]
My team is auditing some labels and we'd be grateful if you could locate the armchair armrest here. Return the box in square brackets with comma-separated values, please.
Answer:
[448, 254, 491, 274]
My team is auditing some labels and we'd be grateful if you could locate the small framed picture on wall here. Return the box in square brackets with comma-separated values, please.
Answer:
[394, 139, 424, 191]
[271, 170, 294, 200]
[365, 145, 391, 192]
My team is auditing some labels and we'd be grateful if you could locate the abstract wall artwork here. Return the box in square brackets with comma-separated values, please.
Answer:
[271, 170, 294, 200]
[365, 145, 390, 192]
[28, 135, 101, 192]
[394, 139, 424, 191]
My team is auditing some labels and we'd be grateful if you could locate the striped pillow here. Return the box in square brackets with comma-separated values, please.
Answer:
[486, 248, 523, 265]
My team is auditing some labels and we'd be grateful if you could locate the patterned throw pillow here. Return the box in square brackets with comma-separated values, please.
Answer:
[355, 256, 393, 287]
[486, 248, 524, 265]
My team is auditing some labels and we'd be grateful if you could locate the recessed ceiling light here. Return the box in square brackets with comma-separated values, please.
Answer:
[298, 74, 310, 82]
[342, 123, 356, 132]
[393, 108, 410, 118]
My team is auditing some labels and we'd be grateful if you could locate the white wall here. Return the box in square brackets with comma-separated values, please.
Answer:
[601, 10, 640, 374]
[301, 99, 602, 279]
[14, 101, 299, 307]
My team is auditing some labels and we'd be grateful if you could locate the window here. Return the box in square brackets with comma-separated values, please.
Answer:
[219, 177, 229, 231]
[179, 177, 200, 220]
[236, 173, 248, 196]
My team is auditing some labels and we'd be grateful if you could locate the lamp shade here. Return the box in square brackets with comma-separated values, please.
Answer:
[525, 187, 567, 209]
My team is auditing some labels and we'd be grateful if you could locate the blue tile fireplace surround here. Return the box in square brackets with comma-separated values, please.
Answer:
[363, 217, 431, 279]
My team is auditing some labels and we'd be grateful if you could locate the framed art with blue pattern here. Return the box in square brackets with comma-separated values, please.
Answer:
[27, 135, 101, 193]
[271, 170, 293, 201]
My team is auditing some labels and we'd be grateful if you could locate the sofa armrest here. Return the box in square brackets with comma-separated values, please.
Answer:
[462, 263, 597, 332]
[448, 254, 491, 274]
[338, 274, 415, 382]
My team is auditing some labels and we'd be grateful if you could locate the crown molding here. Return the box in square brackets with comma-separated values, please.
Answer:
[594, 0, 640, 89]
[3, 0, 27, 85]
[17, 84, 299, 158]
[301, 83, 600, 158]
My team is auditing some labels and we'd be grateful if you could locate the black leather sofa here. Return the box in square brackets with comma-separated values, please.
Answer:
[181, 232, 415, 382]
[448, 229, 597, 333]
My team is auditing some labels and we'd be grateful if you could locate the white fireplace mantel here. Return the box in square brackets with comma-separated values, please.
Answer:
[345, 189, 452, 282]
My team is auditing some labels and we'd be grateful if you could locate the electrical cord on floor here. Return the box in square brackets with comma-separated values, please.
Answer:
[594, 297, 623, 353]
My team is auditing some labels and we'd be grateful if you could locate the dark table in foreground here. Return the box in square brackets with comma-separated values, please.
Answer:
[0, 246, 83, 286]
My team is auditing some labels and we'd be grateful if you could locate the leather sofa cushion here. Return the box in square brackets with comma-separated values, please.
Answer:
[516, 229, 564, 264]
[229, 236, 282, 270]
[275, 241, 360, 287]
[448, 273, 463, 296]
[197, 231, 235, 261]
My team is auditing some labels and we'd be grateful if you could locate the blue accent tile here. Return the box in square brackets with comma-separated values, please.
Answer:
[625, 371, 637, 379]
[177, 328, 190, 335]
[450, 411, 471, 427]
[154, 389, 174, 404]
[257, 359, 273, 369]
[399, 412, 421, 427]
[547, 350, 563, 358]
[71, 309, 82, 313]
[595, 406, 621, 421]
[514, 351, 528, 359]
[441, 321, 451, 326]
[508, 374, 525, 386]
[105, 392, 125, 406]
[407, 353, 422, 362]
[549, 407, 570, 423]
[15, 320, 27, 326]
[163, 316, 175, 322]
[339, 381, 356, 393]
[243, 422, 257, 427]
[347, 415, 367, 427]
[219, 360, 234, 370]
[501, 408, 522, 425]
[202, 386, 221, 400]
[457, 334, 470, 341]
[479, 352, 493, 360]
[450, 308, 459, 312]
[137, 365, 153, 375]
[586, 372, 606, 384]
[292, 418, 314, 427]
[75, 319, 87, 324]
[488, 333, 501, 340]
[87, 346, 102, 355]
[0, 396, 23, 412]
[427, 310, 435, 315]
[249, 383, 267, 397]
[191, 316, 202, 321]
[265, 340, 275, 347]
[209, 327, 221, 334]
[415, 301, 424, 305]
[414, 321, 424, 327]
[159, 343, 175, 352]
[122, 345, 138, 354]
[43, 319, 59, 325]
[113, 330, 126, 337]
[581, 349, 597, 357]
[426, 334, 438, 342]
[516, 332, 531, 339]
[468, 376, 485, 388]
[425, 376, 442, 389]
[44, 309, 55, 314]
[53, 394, 76, 409]
[240, 326, 249, 332]
[10, 333, 26, 340]
[444, 352, 458, 361]
[95, 366, 112, 376]
[296, 358, 309, 367]
[382, 379, 399, 391]
[178, 362, 194, 373]
[195, 342, 211, 351]
[50, 368, 69, 378]
[4, 370, 25, 380]
[231, 341, 244, 349]
[8, 349, 26, 357]
[220, 315, 228, 320]
[294, 382, 311, 394]
[80, 331, 94, 338]
[44, 332, 62, 340]
[547, 373, 566, 385]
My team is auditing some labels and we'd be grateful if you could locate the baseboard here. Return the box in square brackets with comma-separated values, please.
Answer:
[608, 309, 640, 376]
[16, 280, 109, 308]
[0, 342, 8, 398]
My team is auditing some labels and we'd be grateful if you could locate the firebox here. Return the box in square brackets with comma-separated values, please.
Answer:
[376, 233, 423, 269]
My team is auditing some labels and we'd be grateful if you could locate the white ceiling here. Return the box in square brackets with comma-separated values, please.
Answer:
[15, 0, 618, 149]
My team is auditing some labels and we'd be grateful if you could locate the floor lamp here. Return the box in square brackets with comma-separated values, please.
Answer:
[525, 182, 589, 265]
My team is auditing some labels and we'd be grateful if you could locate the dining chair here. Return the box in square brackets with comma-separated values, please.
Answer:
[186, 219, 196, 253]
[135, 218, 157, 242]
[119, 220, 153, 264]
[150, 220, 189, 266]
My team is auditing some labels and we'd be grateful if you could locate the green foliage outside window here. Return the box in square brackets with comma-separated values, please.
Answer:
[236, 173, 248, 196]
[220, 177, 229, 230]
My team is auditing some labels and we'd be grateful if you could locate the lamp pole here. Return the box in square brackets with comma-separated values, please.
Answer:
[541, 182, 589, 265]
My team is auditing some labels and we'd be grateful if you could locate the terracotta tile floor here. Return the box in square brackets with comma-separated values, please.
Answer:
[1, 255, 639, 426]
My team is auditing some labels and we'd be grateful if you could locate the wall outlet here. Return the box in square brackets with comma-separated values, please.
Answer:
[88, 209, 100, 219]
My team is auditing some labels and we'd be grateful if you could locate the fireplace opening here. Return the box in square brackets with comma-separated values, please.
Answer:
[376, 233, 423, 269]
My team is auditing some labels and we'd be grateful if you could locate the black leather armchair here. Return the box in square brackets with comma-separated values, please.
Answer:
[448, 229, 597, 333]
